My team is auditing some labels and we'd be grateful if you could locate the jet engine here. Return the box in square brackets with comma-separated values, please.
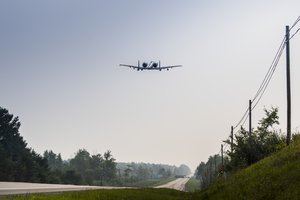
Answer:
[152, 62, 158, 68]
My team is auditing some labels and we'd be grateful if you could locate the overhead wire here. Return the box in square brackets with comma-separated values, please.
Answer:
[249, 15, 300, 113]
[252, 38, 286, 102]
[240, 113, 249, 128]
[247, 15, 299, 111]
[232, 37, 285, 131]
[231, 14, 300, 130]
[290, 16, 300, 30]
[290, 27, 300, 41]
[252, 42, 286, 110]
[218, 16, 299, 161]
[205, 16, 300, 165]
[233, 108, 249, 130]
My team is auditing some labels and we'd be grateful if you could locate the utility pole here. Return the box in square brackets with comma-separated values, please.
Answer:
[209, 159, 212, 183]
[286, 25, 291, 145]
[249, 100, 252, 135]
[221, 144, 224, 172]
[214, 154, 217, 176]
[231, 126, 234, 153]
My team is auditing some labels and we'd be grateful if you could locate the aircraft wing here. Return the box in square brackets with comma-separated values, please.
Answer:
[119, 64, 143, 69]
[159, 65, 182, 69]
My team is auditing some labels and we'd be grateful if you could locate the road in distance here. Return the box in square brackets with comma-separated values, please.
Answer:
[0, 182, 127, 196]
[155, 177, 191, 191]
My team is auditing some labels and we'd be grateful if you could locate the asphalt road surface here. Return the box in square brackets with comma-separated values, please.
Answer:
[155, 177, 191, 191]
[0, 177, 191, 195]
[0, 182, 126, 196]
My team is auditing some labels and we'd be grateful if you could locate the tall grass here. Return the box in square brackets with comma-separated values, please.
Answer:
[198, 139, 300, 200]
[2, 188, 194, 200]
[185, 177, 200, 192]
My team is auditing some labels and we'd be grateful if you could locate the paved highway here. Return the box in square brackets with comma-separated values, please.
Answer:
[0, 182, 126, 196]
[155, 177, 191, 191]
[0, 177, 191, 195]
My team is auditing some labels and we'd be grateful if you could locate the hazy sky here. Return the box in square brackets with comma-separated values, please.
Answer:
[1, 1, 300, 171]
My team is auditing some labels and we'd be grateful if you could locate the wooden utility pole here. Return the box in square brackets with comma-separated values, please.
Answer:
[214, 155, 217, 176]
[249, 100, 252, 135]
[221, 144, 224, 171]
[231, 126, 234, 153]
[286, 25, 291, 145]
[209, 159, 212, 183]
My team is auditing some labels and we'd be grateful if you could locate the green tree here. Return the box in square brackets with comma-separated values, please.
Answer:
[227, 107, 285, 170]
[43, 150, 64, 183]
[43, 150, 63, 171]
[99, 150, 116, 184]
[63, 170, 82, 185]
[70, 149, 92, 184]
[90, 154, 104, 183]
[137, 166, 150, 180]
[0, 107, 49, 182]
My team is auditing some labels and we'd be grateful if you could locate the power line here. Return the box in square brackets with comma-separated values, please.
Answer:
[252, 38, 286, 102]
[233, 39, 285, 130]
[232, 112, 249, 135]
[232, 34, 286, 131]
[290, 16, 300, 30]
[290, 27, 300, 40]
[233, 108, 249, 130]
[252, 42, 286, 110]
[232, 16, 300, 132]
[241, 113, 249, 128]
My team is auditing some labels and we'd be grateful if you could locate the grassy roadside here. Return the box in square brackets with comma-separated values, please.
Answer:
[150, 177, 177, 187]
[1, 188, 194, 200]
[185, 177, 200, 192]
[198, 139, 300, 199]
[117, 177, 177, 188]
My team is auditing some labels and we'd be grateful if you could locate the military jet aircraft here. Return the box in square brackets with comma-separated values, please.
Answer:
[119, 61, 182, 71]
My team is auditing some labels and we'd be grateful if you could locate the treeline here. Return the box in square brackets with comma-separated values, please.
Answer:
[0, 107, 49, 182]
[116, 163, 191, 186]
[195, 154, 225, 189]
[0, 106, 191, 186]
[44, 149, 117, 185]
[0, 106, 117, 185]
[195, 107, 299, 189]
[44, 152, 191, 186]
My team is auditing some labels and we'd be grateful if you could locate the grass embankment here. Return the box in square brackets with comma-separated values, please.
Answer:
[150, 177, 177, 187]
[198, 139, 300, 200]
[119, 177, 176, 188]
[185, 177, 200, 192]
[2, 189, 193, 200]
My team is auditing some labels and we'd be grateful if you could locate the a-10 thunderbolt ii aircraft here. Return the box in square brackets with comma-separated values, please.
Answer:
[119, 61, 182, 71]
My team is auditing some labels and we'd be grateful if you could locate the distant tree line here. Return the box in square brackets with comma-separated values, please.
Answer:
[115, 163, 191, 186]
[195, 107, 299, 189]
[43, 149, 117, 185]
[0, 106, 117, 185]
[195, 154, 224, 189]
[0, 106, 191, 186]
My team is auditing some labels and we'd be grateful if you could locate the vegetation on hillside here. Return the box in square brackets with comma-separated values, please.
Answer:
[185, 177, 201, 192]
[195, 107, 289, 190]
[198, 137, 300, 199]
[1, 189, 194, 200]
